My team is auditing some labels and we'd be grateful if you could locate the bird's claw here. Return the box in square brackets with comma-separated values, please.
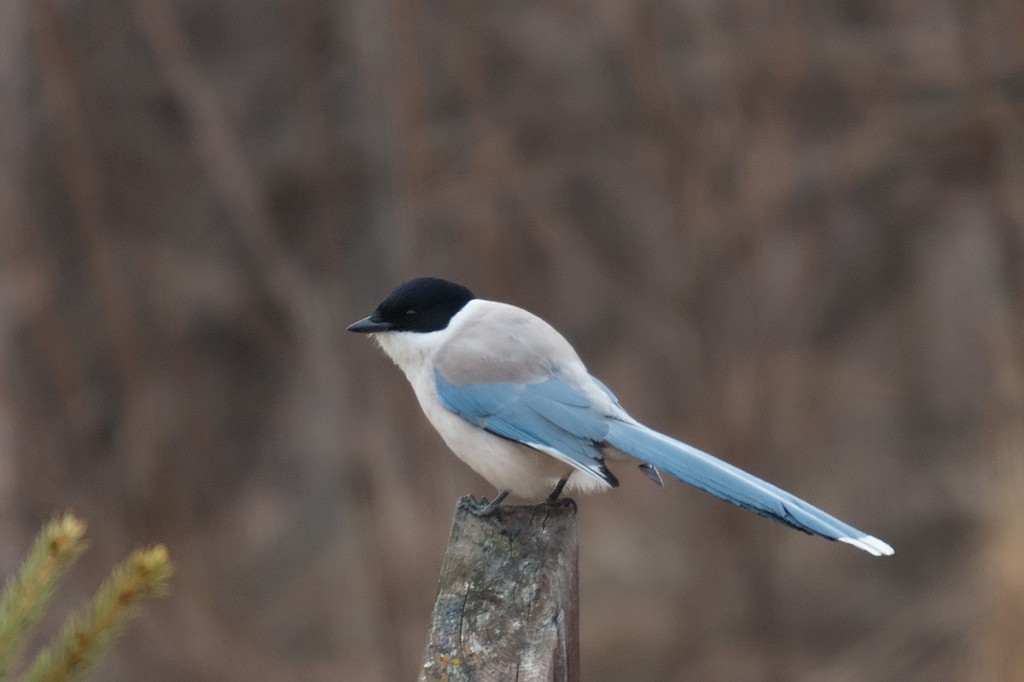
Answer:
[458, 491, 508, 517]
[544, 496, 577, 512]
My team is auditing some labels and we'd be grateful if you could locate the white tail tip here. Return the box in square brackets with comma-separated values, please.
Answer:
[839, 534, 895, 556]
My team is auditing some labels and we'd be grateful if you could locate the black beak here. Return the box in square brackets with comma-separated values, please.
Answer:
[346, 313, 394, 333]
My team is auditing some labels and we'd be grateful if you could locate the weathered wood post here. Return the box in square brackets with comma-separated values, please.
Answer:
[419, 501, 579, 682]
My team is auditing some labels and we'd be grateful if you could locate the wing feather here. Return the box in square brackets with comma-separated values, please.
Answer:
[434, 369, 617, 485]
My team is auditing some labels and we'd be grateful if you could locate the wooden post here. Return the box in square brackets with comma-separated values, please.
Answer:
[419, 501, 579, 682]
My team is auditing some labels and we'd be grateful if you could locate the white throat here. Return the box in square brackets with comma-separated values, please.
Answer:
[371, 329, 445, 372]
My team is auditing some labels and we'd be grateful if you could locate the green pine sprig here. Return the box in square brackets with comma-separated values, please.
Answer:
[0, 514, 88, 676]
[20, 544, 173, 682]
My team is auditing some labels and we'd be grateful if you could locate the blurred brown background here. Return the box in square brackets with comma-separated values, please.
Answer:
[1, 0, 1023, 680]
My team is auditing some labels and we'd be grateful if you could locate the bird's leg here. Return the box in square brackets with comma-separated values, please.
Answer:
[545, 477, 569, 502]
[458, 490, 509, 516]
[543, 477, 576, 510]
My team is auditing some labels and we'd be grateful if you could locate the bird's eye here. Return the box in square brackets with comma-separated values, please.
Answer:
[405, 309, 416, 316]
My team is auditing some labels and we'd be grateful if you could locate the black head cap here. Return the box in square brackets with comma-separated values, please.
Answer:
[347, 278, 475, 334]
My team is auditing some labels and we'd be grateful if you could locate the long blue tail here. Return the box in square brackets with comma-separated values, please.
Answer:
[605, 420, 893, 556]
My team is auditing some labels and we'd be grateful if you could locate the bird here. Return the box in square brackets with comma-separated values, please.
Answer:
[347, 277, 893, 556]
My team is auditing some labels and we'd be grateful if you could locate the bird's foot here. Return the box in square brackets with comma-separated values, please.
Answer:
[544, 496, 577, 512]
[543, 477, 576, 511]
[458, 490, 509, 517]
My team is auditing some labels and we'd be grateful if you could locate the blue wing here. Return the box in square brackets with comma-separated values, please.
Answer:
[434, 369, 618, 486]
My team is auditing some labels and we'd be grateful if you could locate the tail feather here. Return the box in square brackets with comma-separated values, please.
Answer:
[605, 421, 893, 556]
